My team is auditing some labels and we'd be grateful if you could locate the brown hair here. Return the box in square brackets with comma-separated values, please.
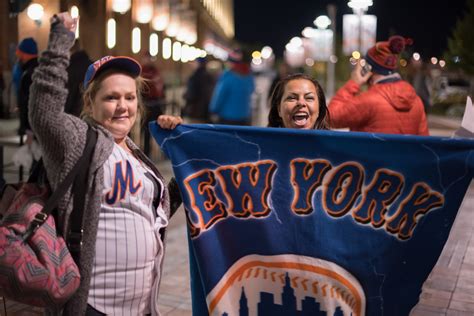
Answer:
[268, 73, 329, 130]
[81, 69, 146, 127]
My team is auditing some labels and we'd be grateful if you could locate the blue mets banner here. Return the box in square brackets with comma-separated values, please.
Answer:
[151, 124, 474, 316]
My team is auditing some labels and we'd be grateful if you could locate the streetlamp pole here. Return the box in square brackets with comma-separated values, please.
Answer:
[314, 15, 332, 96]
[327, 4, 337, 98]
[347, 0, 373, 54]
[357, 9, 363, 52]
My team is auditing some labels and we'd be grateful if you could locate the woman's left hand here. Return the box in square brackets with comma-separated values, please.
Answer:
[157, 115, 183, 129]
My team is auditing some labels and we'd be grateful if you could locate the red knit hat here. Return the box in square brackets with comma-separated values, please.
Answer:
[365, 36, 412, 75]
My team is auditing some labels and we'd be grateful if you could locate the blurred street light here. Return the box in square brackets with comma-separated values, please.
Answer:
[252, 58, 262, 66]
[302, 27, 316, 38]
[112, 0, 131, 14]
[252, 45, 274, 72]
[290, 37, 303, 47]
[261, 46, 273, 59]
[132, 27, 141, 54]
[27, 3, 44, 26]
[135, 0, 153, 24]
[163, 38, 172, 59]
[307, 15, 334, 62]
[149, 33, 159, 57]
[343, 0, 376, 55]
[252, 51, 261, 59]
[165, 5, 180, 37]
[284, 36, 305, 67]
[314, 15, 331, 29]
[172, 41, 182, 61]
[70, 6, 79, 38]
[152, 0, 170, 31]
[107, 18, 116, 49]
[347, 0, 373, 13]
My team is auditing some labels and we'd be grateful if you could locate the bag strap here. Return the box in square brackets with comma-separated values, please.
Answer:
[67, 128, 98, 263]
[22, 127, 97, 242]
[27, 159, 44, 184]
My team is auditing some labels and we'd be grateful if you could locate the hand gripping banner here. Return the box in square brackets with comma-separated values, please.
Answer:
[151, 124, 474, 316]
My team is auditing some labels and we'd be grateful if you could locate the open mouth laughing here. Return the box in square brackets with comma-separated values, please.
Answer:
[292, 111, 310, 127]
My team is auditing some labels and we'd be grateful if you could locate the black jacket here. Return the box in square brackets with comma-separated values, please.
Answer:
[64, 50, 92, 117]
[183, 65, 216, 120]
[18, 57, 38, 135]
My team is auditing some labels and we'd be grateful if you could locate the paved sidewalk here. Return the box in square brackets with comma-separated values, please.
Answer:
[411, 181, 474, 316]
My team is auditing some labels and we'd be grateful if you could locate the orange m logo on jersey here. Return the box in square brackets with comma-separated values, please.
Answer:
[105, 160, 142, 205]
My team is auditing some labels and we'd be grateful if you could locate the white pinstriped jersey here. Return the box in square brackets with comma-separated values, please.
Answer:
[88, 143, 168, 315]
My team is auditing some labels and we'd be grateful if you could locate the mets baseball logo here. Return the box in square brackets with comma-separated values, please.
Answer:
[206, 254, 366, 316]
[93, 56, 114, 70]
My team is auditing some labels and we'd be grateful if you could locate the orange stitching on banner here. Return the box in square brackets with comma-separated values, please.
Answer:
[312, 281, 319, 295]
[291, 276, 299, 288]
[254, 267, 260, 278]
[301, 278, 308, 291]
[208, 260, 363, 316]
[270, 271, 276, 282]
[321, 283, 328, 297]
[279, 273, 285, 284]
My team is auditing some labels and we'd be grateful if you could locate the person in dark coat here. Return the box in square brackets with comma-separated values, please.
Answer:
[183, 57, 216, 123]
[16, 37, 39, 142]
[140, 54, 167, 158]
[0, 60, 5, 117]
[64, 40, 92, 116]
[269, 62, 292, 100]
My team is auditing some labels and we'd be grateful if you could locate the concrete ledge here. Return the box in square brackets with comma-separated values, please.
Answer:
[428, 115, 462, 129]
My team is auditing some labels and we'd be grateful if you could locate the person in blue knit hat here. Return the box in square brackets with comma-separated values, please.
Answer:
[16, 37, 39, 146]
[18, 37, 38, 55]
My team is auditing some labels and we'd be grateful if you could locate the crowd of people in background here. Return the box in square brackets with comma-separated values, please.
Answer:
[0, 34, 451, 140]
[0, 30, 444, 189]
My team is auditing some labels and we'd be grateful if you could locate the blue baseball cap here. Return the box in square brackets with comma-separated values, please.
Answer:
[83, 56, 142, 88]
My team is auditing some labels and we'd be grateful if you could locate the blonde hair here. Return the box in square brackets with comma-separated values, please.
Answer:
[81, 69, 146, 128]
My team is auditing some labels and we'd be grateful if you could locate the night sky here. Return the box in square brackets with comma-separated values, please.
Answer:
[234, 0, 469, 60]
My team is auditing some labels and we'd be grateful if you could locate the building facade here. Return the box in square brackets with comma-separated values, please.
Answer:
[1, 0, 234, 85]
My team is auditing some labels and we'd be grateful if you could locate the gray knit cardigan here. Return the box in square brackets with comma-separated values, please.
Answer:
[29, 22, 171, 315]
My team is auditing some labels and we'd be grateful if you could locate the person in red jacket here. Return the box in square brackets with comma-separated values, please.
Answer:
[329, 36, 429, 136]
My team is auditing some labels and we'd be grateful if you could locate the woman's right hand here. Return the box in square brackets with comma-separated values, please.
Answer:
[53, 12, 78, 34]
[157, 115, 183, 130]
